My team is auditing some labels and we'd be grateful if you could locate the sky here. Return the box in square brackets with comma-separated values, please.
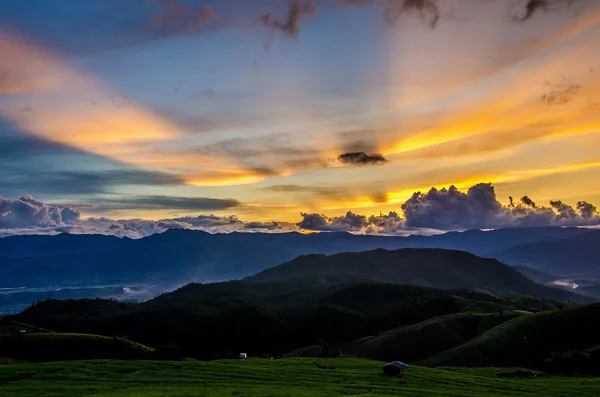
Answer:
[1, 0, 600, 238]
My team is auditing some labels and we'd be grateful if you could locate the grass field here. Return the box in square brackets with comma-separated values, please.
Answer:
[0, 333, 154, 362]
[1, 358, 599, 396]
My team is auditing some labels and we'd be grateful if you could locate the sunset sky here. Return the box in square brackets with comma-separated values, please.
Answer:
[1, 0, 600, 237]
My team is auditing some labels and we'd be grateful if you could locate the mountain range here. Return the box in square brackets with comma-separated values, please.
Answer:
[1, 226, 599, 312]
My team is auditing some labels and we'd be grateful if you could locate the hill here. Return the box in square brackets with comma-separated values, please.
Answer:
[0, 333, 154, 362]
[0, 226, 588, 289]
[11, 276, 575, 362]
[246, 248, 591, 303]
[0, 358, 599, 396]
[496, 230, 600, 277]
[418, 303, 600, 373]
[346, 312, 519, 363]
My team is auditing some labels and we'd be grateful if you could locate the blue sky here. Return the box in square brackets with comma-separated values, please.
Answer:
[2, 0, 600, 237]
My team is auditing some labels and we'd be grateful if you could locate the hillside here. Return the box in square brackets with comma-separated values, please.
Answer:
[246, 248, 591, 303]
[0, 333, 154, 362]
[2, 358, 599, 397]
[0, 226, 588, 289]
[418, 303, 600, 373]
[11, 276, 575, 362]
[346, 312, 518, 363]
[496, 230, 600, 277]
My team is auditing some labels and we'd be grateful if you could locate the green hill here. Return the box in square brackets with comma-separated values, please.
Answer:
[418, 303, 600, 373]
[246, 248, 591, 303]
[0, 333, 154, 362]
[0, 358, 599, 396]
[0, 319, 52, 336]
[347, 312, 519, 363]
[11, 279, 574, 362]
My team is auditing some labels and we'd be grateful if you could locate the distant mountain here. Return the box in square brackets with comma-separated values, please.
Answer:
[246, 248, 591, 303]
[0, 227, 589, 290]
[496, 230, 600, 277]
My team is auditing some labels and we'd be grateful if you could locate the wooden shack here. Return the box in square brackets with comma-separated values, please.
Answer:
[381, 361, 408, 376]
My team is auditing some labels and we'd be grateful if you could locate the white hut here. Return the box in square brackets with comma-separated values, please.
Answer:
[239, 353, 248, 359]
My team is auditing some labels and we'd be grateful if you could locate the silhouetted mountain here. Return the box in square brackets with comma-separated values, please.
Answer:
[247, 248, 591, 303]
[496, 230, 600, 277]
[0, 227, 589, 290]
[10, 276, 574, 361]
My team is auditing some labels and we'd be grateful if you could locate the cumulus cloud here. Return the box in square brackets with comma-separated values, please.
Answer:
[297, 211, 369, 231]
[337, 152, 388, 166]
[0, 194, 82, 229]
[2, 185, 599, 238]
[401, 183, 600, 229]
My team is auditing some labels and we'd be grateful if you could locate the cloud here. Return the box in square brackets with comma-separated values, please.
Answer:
[577, 201, 597, 219]
[94, 195, 241, 211]
[259, 0, 317, 39]
[0, 194, 82, 229]
[337, 151, 388, 166]
[541, 78, 581, 107]
[401, 183, 600, 229]
[297, 211, 369, 231]
[2, 184, 599, 238]
[139, 0, 214, 35]
[512, 0, 580, 22]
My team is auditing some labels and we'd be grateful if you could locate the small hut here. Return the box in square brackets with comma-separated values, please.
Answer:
[382, 361, 408, 376]
[239, 353, 248, 360]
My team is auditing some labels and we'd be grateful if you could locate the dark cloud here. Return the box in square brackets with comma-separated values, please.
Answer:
[139, 0, 214, 34]
[243, 221, 294, 230]
[92, 195, 241, 212]
[401, 183, 600, 230]
[259, 0, 317, 39]
[297, 211, 369, 231]
[550, 200, 577, 220]
[520, 196, 537, 208]
[0, 128, 184, 196]
[337, 152, 388, 166]
[577, 201, 597, 219]
[2, 184, 599, 238]
[541, 77, 581, 107]
[367, 211, 404, 233]
[0, 194, 82, 229]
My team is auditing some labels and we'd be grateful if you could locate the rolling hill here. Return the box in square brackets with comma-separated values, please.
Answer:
[418, 302, 600, 372]
[246, 248, 591, 302]
[346, 312, 518, 363]
[0, 333, 154, 362]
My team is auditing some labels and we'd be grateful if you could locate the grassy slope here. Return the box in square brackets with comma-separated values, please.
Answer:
[1, 358, 600, 397]
[347, 312, 519, 363]
[0, 333, 154, 362]
[0, 320, 52, 336]
[419, 303, 600, 369]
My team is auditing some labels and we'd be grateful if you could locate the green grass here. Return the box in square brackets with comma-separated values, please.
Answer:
[418, 303, 600, 369]
[0, 358, 599, 396]
[0, 333, 154, 362]
[347, 312, 518, 363]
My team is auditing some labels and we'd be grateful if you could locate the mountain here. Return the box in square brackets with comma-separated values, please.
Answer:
[496, 230, 600, 277]
[1, 227, 596, 315]
[10, 276, 573, 361]
[418, 303, 600, 373]
[0, 227, 589, 289]
[246, 248, 591, 303]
